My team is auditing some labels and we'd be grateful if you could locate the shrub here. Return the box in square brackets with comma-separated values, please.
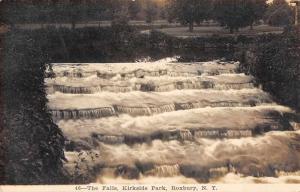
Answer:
[239, 27, 300, 110]
[2, 30, 66, 184]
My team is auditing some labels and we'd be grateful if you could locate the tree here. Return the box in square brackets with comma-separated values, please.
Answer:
[67, 0, 82, 29]
[112, 6, 129, 26]
[128, 0, 141, 20]
[145, 1, 158, 24]
[246, 0, 268, 29]
[166, 0, 212, 32]
[160, 8, 166, 20]
[165, 0, 177, 23]
[263, 0, 294, 26]
[213, 0, 267, 33]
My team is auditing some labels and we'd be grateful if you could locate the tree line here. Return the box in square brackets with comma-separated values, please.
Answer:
[0, 0, 166, 26]
[166, 0, 295, 32]
[0, 0, 296, 32]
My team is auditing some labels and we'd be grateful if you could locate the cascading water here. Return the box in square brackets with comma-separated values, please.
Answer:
[46, 74, 255, 94]
[145, 164, 181, 177]
[46, 59, 300, 184]
[47, 88, 273, 120]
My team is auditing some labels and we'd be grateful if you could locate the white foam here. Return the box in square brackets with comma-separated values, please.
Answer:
[96, 176, 199, 184]
[213, 173, 300, 184]
[46, 74, 254, 93]
[58, 105, 292, 140]
[95, 131, 300, 166]
[63, 131, 300, 183]
[47, 89, 271, 110]
[49, 60, 299, 184]
[49, 61, 237, 78]
[96, 174, 300, 184]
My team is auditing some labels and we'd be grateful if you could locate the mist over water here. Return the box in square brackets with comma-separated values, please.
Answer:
[46, 58, 300, 183]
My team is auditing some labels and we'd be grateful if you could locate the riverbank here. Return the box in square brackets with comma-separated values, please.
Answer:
[143, 25, 284, 38]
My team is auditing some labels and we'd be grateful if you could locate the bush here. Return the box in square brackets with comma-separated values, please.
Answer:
[2, 30, 66, 184]
[239, 27, 300, 110]
[263, 0, 294, 27]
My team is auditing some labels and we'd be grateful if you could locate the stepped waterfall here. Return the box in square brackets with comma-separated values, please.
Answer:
[46, 59, 300, 183]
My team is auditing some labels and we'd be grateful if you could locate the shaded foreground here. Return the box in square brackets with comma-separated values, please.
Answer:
[46, 59, 300, 183]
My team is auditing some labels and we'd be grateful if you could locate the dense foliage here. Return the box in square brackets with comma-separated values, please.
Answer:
[145, 1, 158, 23]
[1, 26, 250, 63]
[263, 0, 294, 26]
[1, 0, 120, 25]
[128, 0, 142, 20]
[213, 0, 267, 33]
[2, 31, 66, 184]
[1, 0, 294, 33]
[165, 0, 268, 33]
[166, 0, 212, 32]
[0, 0, 166, 26]
[239, 27, 300, 110]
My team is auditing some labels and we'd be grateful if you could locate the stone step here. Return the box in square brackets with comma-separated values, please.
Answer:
[46, 74, 255, 94]
[64, 130, 300, 182]
[59, 105, 293, 146]
[48, 61, 238, 79]
[48, 89, 273, 120]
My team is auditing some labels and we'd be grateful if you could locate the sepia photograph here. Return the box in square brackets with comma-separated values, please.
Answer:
[0, 0, 300, 191]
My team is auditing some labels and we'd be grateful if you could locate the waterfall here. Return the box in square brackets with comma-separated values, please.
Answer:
[51, 81, 256, 94]
[96, 70, 199, 80]
[96, 70, 206, 80]
[200, 81, 215, 89]
[97, 72, 117, 79]
[51, 107, 116, 120]
[58, 71, 97, 78]
[113, 104, 177, 116]
[114, 165, 140, 179]
[205, 69, 236, 75]
[179, 130, 193, 140]
[276, 170, 300, 177]
[101, 85, 133, 92]
[47, 61, 300, 184]
[97, 135, 125, 144]
[53, 85, 101, 94]
[175, 102, 194, 110]
[214, 83, 254, 90]
[191, 101, 243, 108]
[209, 167, 230, 179]
[114, 105, 152, 116]
[138, 81, 214, 92]
[149, 104, 176, 114]
[153, 83, 177, 92]
[145, 165, 181, 177]
[57, 106, 292, 146]
[194, 129, 253, 138]
[76, 129, 255, 146]
[49, 62, 238, 79]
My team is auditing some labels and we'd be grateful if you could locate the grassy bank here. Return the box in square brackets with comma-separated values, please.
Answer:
[156, 25, 284, 38]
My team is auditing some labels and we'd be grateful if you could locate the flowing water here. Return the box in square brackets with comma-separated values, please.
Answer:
[46, 59, 300, 184]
